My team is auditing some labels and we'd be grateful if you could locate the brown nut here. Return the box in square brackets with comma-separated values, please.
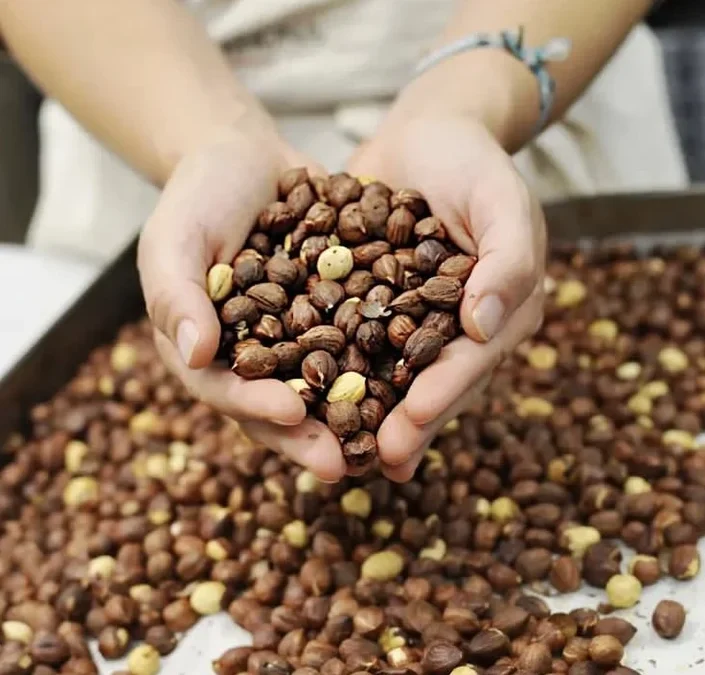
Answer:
[652, 599, 686, 639]
[301, 351, 339, 390]
[326, 401, 362, 439]
[386, 207, 416, 247]
[419, 276, 463, 311]
[232, 344, 278, 380]
[403, 328, 444, 370]
[342, 431, 377, 467]
[246, 283, 289, 314]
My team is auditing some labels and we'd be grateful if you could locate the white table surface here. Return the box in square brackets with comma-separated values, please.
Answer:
[2, 245, 705, 675]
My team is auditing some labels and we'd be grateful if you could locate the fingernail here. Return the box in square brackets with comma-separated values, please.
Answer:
[472, 295, 506, 341]
[176, 320, 199, 366]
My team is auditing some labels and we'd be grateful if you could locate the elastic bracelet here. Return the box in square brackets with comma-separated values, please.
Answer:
[413, 27, 572, 133]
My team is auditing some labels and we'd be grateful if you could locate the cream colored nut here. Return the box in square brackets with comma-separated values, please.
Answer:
[605, 574, 642, 609]
[341, 488, 372, 519]
[189, 581, 226, 615]
[64, 440, 89, 473]
[249, 560, 270, 581]
[637, 415, 654, 430]
[63, 476, 99, 507]
[490, 497, 520, 523]
[361, 550, 405, 581]
[88, 555, 117, 580]
[205, 540, 230, 561]
[371, 518, 395, 539]
[450, 667, 480, 675]
[281, 520, 308, 548]
[527, 344, 558, 370]
[624, 476, 651, 495]
[129, 584, 154, 604]
[475, 498, 491, 519]
[378, 626, 405, 652]
[147, 508, 170, 526]
[555, 279, 587, 308]
[640, 380, 669, 399]
[295, 470, 320, 494]
[284, 234, 293, 252]
[424, 449, 445, 466]
[129, 410, 162, 435]
[207, 263, 234, 302]
[317, 245, 354, 280]
[264, 478, 286, 503]
[588, 319, 618, 342]
[543, 275, 557, 294]
[589, 414, 612, 431]
[419, 539, 447, 561]
[547, 456, 574, 484]
[327, 372, 366, 404]
[562, 526, 601, 558]
[662, 429, 695, 450]
[616, 361, 642, 381]
[577, 354, 592, 370]
[127, 644, 161, 675]
[439, 418, 460, 435]
[516, 397, 554, 418]
[145, 454, 169, 480]
[328, 234, 341, 247]
[2, 621, 33, 644]
[658, 346, 688, 374]
[98, 375, 115, 396]
[645, 257, 666, 275]
[387, 646, 413, 667]
[111, 342, 138, 372]
[357, 175, 377, 186]
[168, 454, 187, 474]
[168, 441, 191, 457]
[626, 394, 652, 416]
[286, 378, 310, 394]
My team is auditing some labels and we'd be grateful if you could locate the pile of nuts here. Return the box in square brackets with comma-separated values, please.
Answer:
[207, 170, 474, 468]
[1, 239, 705, 675]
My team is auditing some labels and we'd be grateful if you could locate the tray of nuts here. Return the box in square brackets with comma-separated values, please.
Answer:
[1, 184, 705, 675]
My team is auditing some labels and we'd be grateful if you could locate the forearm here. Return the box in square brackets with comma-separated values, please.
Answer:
[392, 0, 653, 153]
[0, 0, 273, 185]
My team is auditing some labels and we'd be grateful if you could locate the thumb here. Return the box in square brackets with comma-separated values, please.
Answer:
[461, 184, 545, 343]
[138, 226, 221, 370]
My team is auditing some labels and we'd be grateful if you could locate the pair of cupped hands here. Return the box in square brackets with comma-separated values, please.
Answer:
[137, 109, 546, 484]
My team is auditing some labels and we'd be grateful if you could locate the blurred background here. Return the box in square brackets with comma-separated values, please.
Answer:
[1, 0, 704, 248]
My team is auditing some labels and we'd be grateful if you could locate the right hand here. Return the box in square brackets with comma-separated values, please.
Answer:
[137, 123, 347, 482]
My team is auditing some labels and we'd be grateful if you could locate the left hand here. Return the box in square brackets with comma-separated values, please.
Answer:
[347, 113, 546, 481]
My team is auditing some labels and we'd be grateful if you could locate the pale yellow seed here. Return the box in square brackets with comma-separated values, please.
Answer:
[626, 394, 652, 416]
[168, 454, 187, 474]
[2, 621, 33, 644]
[327, 372, 366, 404]
[341, 488, 372, 519]
[205, 540, 230, 561]
[284, 234, 293, 252]
[662, 429, 695, 450]
[605, 574, 642, 609]
[361, 550, 405, 581]
[295, 470, 320, 494]
[264, 478, 286, 503]
[387, 647, 413, 667]
[543, 276, 557, 295]
[145, 454, 169, 481]
[517, 397, 554, 418]
[590, 414, 612, 431]
[189, 581, 226, 616]
[616, 361, 642, 381]
[129, 585, 154, 604]
[526, 344, 558, 370]
[637, 415, 654, 430]
[286, 378, 310, 395]
[450, 667, 480, 675]
[63, 477, 99, 507]
[419, 539, 447, 561]
[129, 410, 161, 435]
[439, 418, 460, 435]
[378, 627, 405, 653]
[317, 245, 354, 281]
[640, 380, 669, 399]
[624, 476, 651, 495]
[588, 319, 618, 342]
[357, 175, 377, 186]
[475, 498, 491, 519]
[658, 346, 689, 374]
[424, 449, 445, 466]
[168, 440, 191, 457]
[577, 354, 592, 370]
[98, 375, 115, 396]
[206, 263, 234, 302]
[111, 343, 138, 372]
[88, 555, 117, 580]
[64, 440, 89, 473]
[127, 644, 161, 675]
[490, 497, 520, 523]
[555, 279, 587, 308]
[562, 526, 601, 558]
[371, 519, 395, 539]
[281, 520, 308, 548]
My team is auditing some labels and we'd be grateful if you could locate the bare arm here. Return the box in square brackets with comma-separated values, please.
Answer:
[391, 0, 653, 152]
[0, 0, 274, 186]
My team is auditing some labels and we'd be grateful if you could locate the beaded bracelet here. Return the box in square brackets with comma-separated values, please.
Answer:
[413, 27, 572, 133]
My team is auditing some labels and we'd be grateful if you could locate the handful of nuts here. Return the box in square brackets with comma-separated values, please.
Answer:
[207, 170, 475, 468]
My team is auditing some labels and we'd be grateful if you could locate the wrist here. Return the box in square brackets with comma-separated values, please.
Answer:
[390, 48, 540, 153]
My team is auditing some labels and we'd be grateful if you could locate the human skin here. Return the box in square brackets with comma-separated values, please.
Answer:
[0, 0, 652, 480]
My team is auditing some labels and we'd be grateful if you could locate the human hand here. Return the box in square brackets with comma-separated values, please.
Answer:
[137, 125, 347, 482]
[348, 113, 546, 481]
